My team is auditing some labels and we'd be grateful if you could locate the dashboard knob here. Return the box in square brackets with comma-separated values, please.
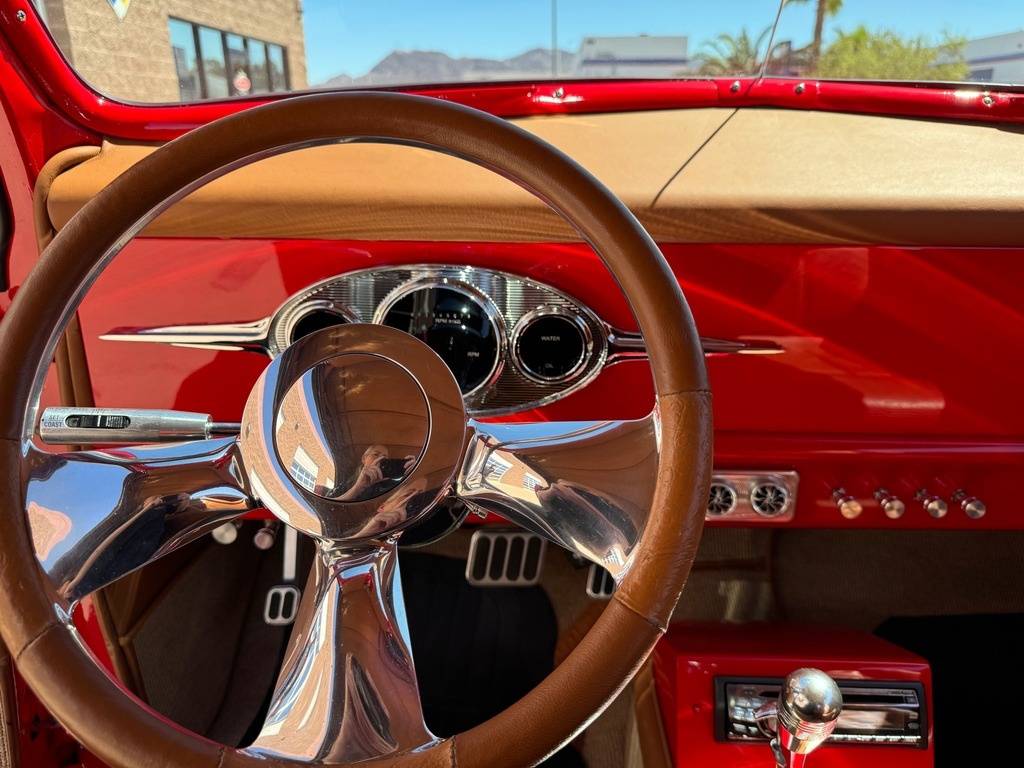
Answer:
[916, 490, 948, 519]
[212, 521, 241, 545]
[254, 521, 279, 550]
[873, 488, 905, 519]
[832, 488, 862, 519]
[952, 489, 986, 519]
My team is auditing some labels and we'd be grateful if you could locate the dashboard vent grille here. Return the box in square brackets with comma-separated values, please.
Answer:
[750, 482, 790, 517]
[707, 482, 738, 516]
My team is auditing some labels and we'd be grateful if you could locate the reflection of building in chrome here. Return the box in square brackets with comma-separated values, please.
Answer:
[30, 0, 306, 103]
[275, 356, 428, 501]
[965, 31, 1024, 83]
[277, 373, 336, 496]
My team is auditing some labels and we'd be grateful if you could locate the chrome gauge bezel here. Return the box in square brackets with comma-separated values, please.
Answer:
[265, 265, 611, 416]
[279, 299, 358, 348]
[370, 276, 506, 399]
[511, 305, 594, 385]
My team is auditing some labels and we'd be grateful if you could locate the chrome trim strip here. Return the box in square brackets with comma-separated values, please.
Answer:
[98, 264, 784, 415]
[100, 317, 271, 353]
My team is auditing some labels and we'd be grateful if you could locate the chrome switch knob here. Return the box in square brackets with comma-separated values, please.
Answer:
[874, 488, 905, 519]
[952, 489, 986, 519]
[832, 488, 862, 519]
[916, 489, 948, 519]
[755, 668, 843, 768]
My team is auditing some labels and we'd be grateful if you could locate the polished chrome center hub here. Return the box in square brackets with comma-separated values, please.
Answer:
[239, 324, 466, 542]
[275, 354, 428, 502]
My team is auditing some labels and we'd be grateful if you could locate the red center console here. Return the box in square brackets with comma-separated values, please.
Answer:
[653, 623, 934, 767]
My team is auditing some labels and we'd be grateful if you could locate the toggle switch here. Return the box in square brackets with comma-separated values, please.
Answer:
[915, 489, 948, 519]
[951, 489, 986, 519]
[874, 488, 905, 520]
[254, 521, 280, 550]
[211, 521, 242, 545]
[832, 488, 862, 519]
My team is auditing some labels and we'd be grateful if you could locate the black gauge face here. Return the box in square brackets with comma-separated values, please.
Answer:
[290, 309, 348, 344]
[382, 286, 499, 394]
[515, 313, 587, 382]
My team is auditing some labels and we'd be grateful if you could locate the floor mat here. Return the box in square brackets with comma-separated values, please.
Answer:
[401, 552, 586, 767]
[876, 613, 1024, 767]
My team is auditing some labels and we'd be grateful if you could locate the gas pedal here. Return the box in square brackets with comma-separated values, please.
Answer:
[466, 529, 546, 587]
[263, 525, 301, 626]
[586, 564, 615, 599]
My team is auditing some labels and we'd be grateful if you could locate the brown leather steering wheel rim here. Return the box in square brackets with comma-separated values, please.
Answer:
[0, 92, 712, 768]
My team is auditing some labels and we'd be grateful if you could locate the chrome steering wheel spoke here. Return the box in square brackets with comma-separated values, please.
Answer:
[24, 437, 254, 605]
[458, 413, 659, 580]
[247, 537, 434, 763]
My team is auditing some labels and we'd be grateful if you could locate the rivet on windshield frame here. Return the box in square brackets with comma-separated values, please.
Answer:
[730, 80, 741, 93]
[16, 9, 27, 21]
[794, 82, 806, 94]
[982, 94, 994, 107]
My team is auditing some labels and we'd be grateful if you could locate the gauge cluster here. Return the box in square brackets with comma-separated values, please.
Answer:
[267, 265, 621, 415]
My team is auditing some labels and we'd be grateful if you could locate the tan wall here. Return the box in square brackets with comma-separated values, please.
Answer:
[41, 0, 306, 103]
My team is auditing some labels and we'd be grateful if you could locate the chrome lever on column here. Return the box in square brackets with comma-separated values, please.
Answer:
[755, 669, 843, 768]
[39, 407, 240, 444]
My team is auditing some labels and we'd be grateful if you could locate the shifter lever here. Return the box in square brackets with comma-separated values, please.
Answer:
[755, 669, 843, 768]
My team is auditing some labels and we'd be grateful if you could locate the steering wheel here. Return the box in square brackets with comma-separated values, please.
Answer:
[0, 93, 711, 768]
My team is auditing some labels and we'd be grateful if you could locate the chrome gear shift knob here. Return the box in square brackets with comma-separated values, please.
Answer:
[756, 668, 843, 768]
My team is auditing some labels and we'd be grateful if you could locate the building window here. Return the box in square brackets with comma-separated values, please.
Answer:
[197, 26, 229, 98]
[248, 40, 270, 93]
[289, 458, 318, 492]
[168, 19, 201, 101]
[168, 18, 290, 101]
[268, 44, 288, 92]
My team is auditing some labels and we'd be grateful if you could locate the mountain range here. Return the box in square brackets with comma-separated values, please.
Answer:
[319, 47, 576, 88]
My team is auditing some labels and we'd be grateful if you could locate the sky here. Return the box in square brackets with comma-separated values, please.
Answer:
[302, 1, 1024, 85]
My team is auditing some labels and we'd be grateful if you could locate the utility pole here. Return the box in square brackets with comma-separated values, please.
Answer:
[551, 0, 558, 76]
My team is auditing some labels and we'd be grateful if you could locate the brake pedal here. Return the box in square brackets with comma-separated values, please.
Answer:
[586, 564, 615, 599]
[263, 525, 301, 626]
[466, 529, 546, 587]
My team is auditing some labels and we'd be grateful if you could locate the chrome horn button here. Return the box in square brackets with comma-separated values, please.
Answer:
[239, 324, 467, 542]
[276, 354, 428, 502]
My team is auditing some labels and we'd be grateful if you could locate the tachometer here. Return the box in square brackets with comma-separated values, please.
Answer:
[379, 283, 501, 395]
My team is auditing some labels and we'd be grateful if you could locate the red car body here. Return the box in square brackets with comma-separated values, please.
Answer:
[2, 3, 1022, 766]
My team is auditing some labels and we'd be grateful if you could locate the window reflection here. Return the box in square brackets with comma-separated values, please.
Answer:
[168, 19, 290, 101]
[168, 19, 201, 101]
[198, 26, 229, 99]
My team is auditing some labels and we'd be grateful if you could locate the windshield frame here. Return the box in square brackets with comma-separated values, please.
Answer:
[3, 3, 1023, 144]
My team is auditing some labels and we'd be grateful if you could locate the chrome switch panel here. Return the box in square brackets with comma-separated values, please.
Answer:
[705, 471, 798, 523]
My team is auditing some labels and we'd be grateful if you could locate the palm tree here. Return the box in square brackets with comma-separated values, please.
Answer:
[789, 0, 844, 71]
[697, 27, 772, 76]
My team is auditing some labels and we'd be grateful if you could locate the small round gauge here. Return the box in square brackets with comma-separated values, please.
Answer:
[513, 310, 590, 383]
[380, 284, 500, 394]
[288, 307, 349, 344]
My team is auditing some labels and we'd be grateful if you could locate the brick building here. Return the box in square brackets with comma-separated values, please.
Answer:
[32, 0, 306, 103]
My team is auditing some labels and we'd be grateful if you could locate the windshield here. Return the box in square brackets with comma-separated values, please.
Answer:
[30, 0, 1024, 104]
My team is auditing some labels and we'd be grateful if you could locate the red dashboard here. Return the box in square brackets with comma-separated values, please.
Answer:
[74, 237, 1024, 531]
